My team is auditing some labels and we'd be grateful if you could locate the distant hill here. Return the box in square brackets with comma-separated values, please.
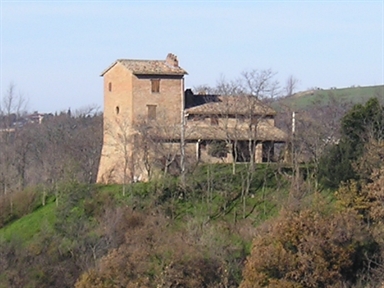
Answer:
[273, 85, 384, 111]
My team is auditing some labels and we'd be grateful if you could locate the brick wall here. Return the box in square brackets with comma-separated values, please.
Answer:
[97, 63, 185, 183]
[97, 63, 135, 183]
[132, 75, 183, 125]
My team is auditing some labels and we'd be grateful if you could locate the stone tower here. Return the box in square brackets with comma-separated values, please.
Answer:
[97, 53, 188, 183]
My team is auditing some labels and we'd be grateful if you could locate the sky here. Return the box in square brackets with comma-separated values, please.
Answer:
[1, 0, 383, 113]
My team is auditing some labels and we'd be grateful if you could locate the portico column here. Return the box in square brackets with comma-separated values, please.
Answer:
[226, 142, 234, 163]
[255, 142, 263, 163]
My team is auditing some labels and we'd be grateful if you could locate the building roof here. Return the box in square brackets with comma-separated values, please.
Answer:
[185, 95, 277, 116]
[184, 123, 286, 142]
[101, 53, 188, 76]
[144, 122, 287, 143]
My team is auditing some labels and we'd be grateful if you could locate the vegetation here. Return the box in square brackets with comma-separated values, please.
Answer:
[1, 81, 384, 287]
[241, 206, 373, 287]
[276, 85, 384, 111]
[318, 97, 384, 188]
[0, 174, 268, 287]
[0, 201, 55, 242]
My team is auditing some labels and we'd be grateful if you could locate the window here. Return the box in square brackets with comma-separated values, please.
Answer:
[210, 115, 218, 125]
[237, 115, 245, 122]
[189, 114, 205, 121]
[200, 140, 207, 150]
[115, 106, 120, 115]
[208, 140, 228, 158]
[108, 82, 112, 92]
[147, 105, 157, 120]
[151, 79, 160, 93]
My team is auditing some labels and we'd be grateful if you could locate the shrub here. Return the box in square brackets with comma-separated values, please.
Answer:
[240, 204, 375, 287]
[75, 210, 238, 288]
[0, 188, 40, 228]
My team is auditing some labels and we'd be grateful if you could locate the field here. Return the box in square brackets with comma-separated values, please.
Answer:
[275, 85, 384, 110]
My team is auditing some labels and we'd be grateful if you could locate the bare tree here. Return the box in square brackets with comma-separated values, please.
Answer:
[103, 117, 133, 196]
[240, 69, 280, 99]
[276, 91, 353, 193]
[0, 82, 28, 124]
[215, 74, 245, 96]
[0, 83, 28, 195]
[284, 75, 300, 97]
[196, 69, 281, 100]
[23, 110, 102, 204]
[69, 110, 102, 184]
[135, 115, 190, 180]
[192, 84, 216, 95]
[185, 83, 285, 218]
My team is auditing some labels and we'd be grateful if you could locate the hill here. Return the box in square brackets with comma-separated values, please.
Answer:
[0, 95, 383, 287]
[0, 164, 293, 287]
[1, 163, 384, 286]
[274, 85, 384, 111]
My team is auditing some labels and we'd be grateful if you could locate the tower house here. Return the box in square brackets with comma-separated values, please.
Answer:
[97, 53, 188, 183]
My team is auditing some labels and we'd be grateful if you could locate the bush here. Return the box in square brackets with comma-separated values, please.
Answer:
[240, 204, 376, 287]
[0, 188, 40, 228]
[75, 210, 239, 288]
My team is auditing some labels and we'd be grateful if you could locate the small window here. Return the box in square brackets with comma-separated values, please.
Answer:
[151, 79, 160, 93]
[237, 115, 245, 122]
[147, 105, 157, 120]
[200, 140, 207, 150]
[115, 106, 120, 115]
[189, 115, 200, 121]
[108, 82, 112, 92]
[211, 115, 218, 125]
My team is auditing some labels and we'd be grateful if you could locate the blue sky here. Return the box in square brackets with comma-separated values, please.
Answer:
[1, 0, 383, 113]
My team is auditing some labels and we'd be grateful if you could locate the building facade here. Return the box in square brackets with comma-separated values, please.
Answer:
[97, 54, 286, 183]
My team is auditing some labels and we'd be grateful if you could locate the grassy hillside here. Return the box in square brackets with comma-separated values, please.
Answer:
[0, 164, 289, 236]
[0, 202, 55, 243]
[275, 85, 384, 110]
[1, 159, 382, 287]
[0, 165, 294, 287]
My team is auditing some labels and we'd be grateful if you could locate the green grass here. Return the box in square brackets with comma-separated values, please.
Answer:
[0, 202, 56, 242]
[92, 164, 289, 229]
[275, 85, 384, 111]
[0, 164, 299, 246]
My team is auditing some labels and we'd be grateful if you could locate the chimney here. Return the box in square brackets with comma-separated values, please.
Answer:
[166, 53, 178, 67]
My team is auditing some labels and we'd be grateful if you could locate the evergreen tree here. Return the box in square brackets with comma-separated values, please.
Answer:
[318, 98, 384, 189]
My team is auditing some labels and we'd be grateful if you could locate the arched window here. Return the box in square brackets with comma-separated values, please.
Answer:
[115, 106, 120, 115]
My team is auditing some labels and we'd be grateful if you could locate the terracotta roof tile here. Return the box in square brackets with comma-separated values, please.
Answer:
[184, 123, 287, 142]
[101, 54, 187, 76]
[118, 59, 187, 75]
[185, 95, 276, 116]
[146, 123, 287, 142]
